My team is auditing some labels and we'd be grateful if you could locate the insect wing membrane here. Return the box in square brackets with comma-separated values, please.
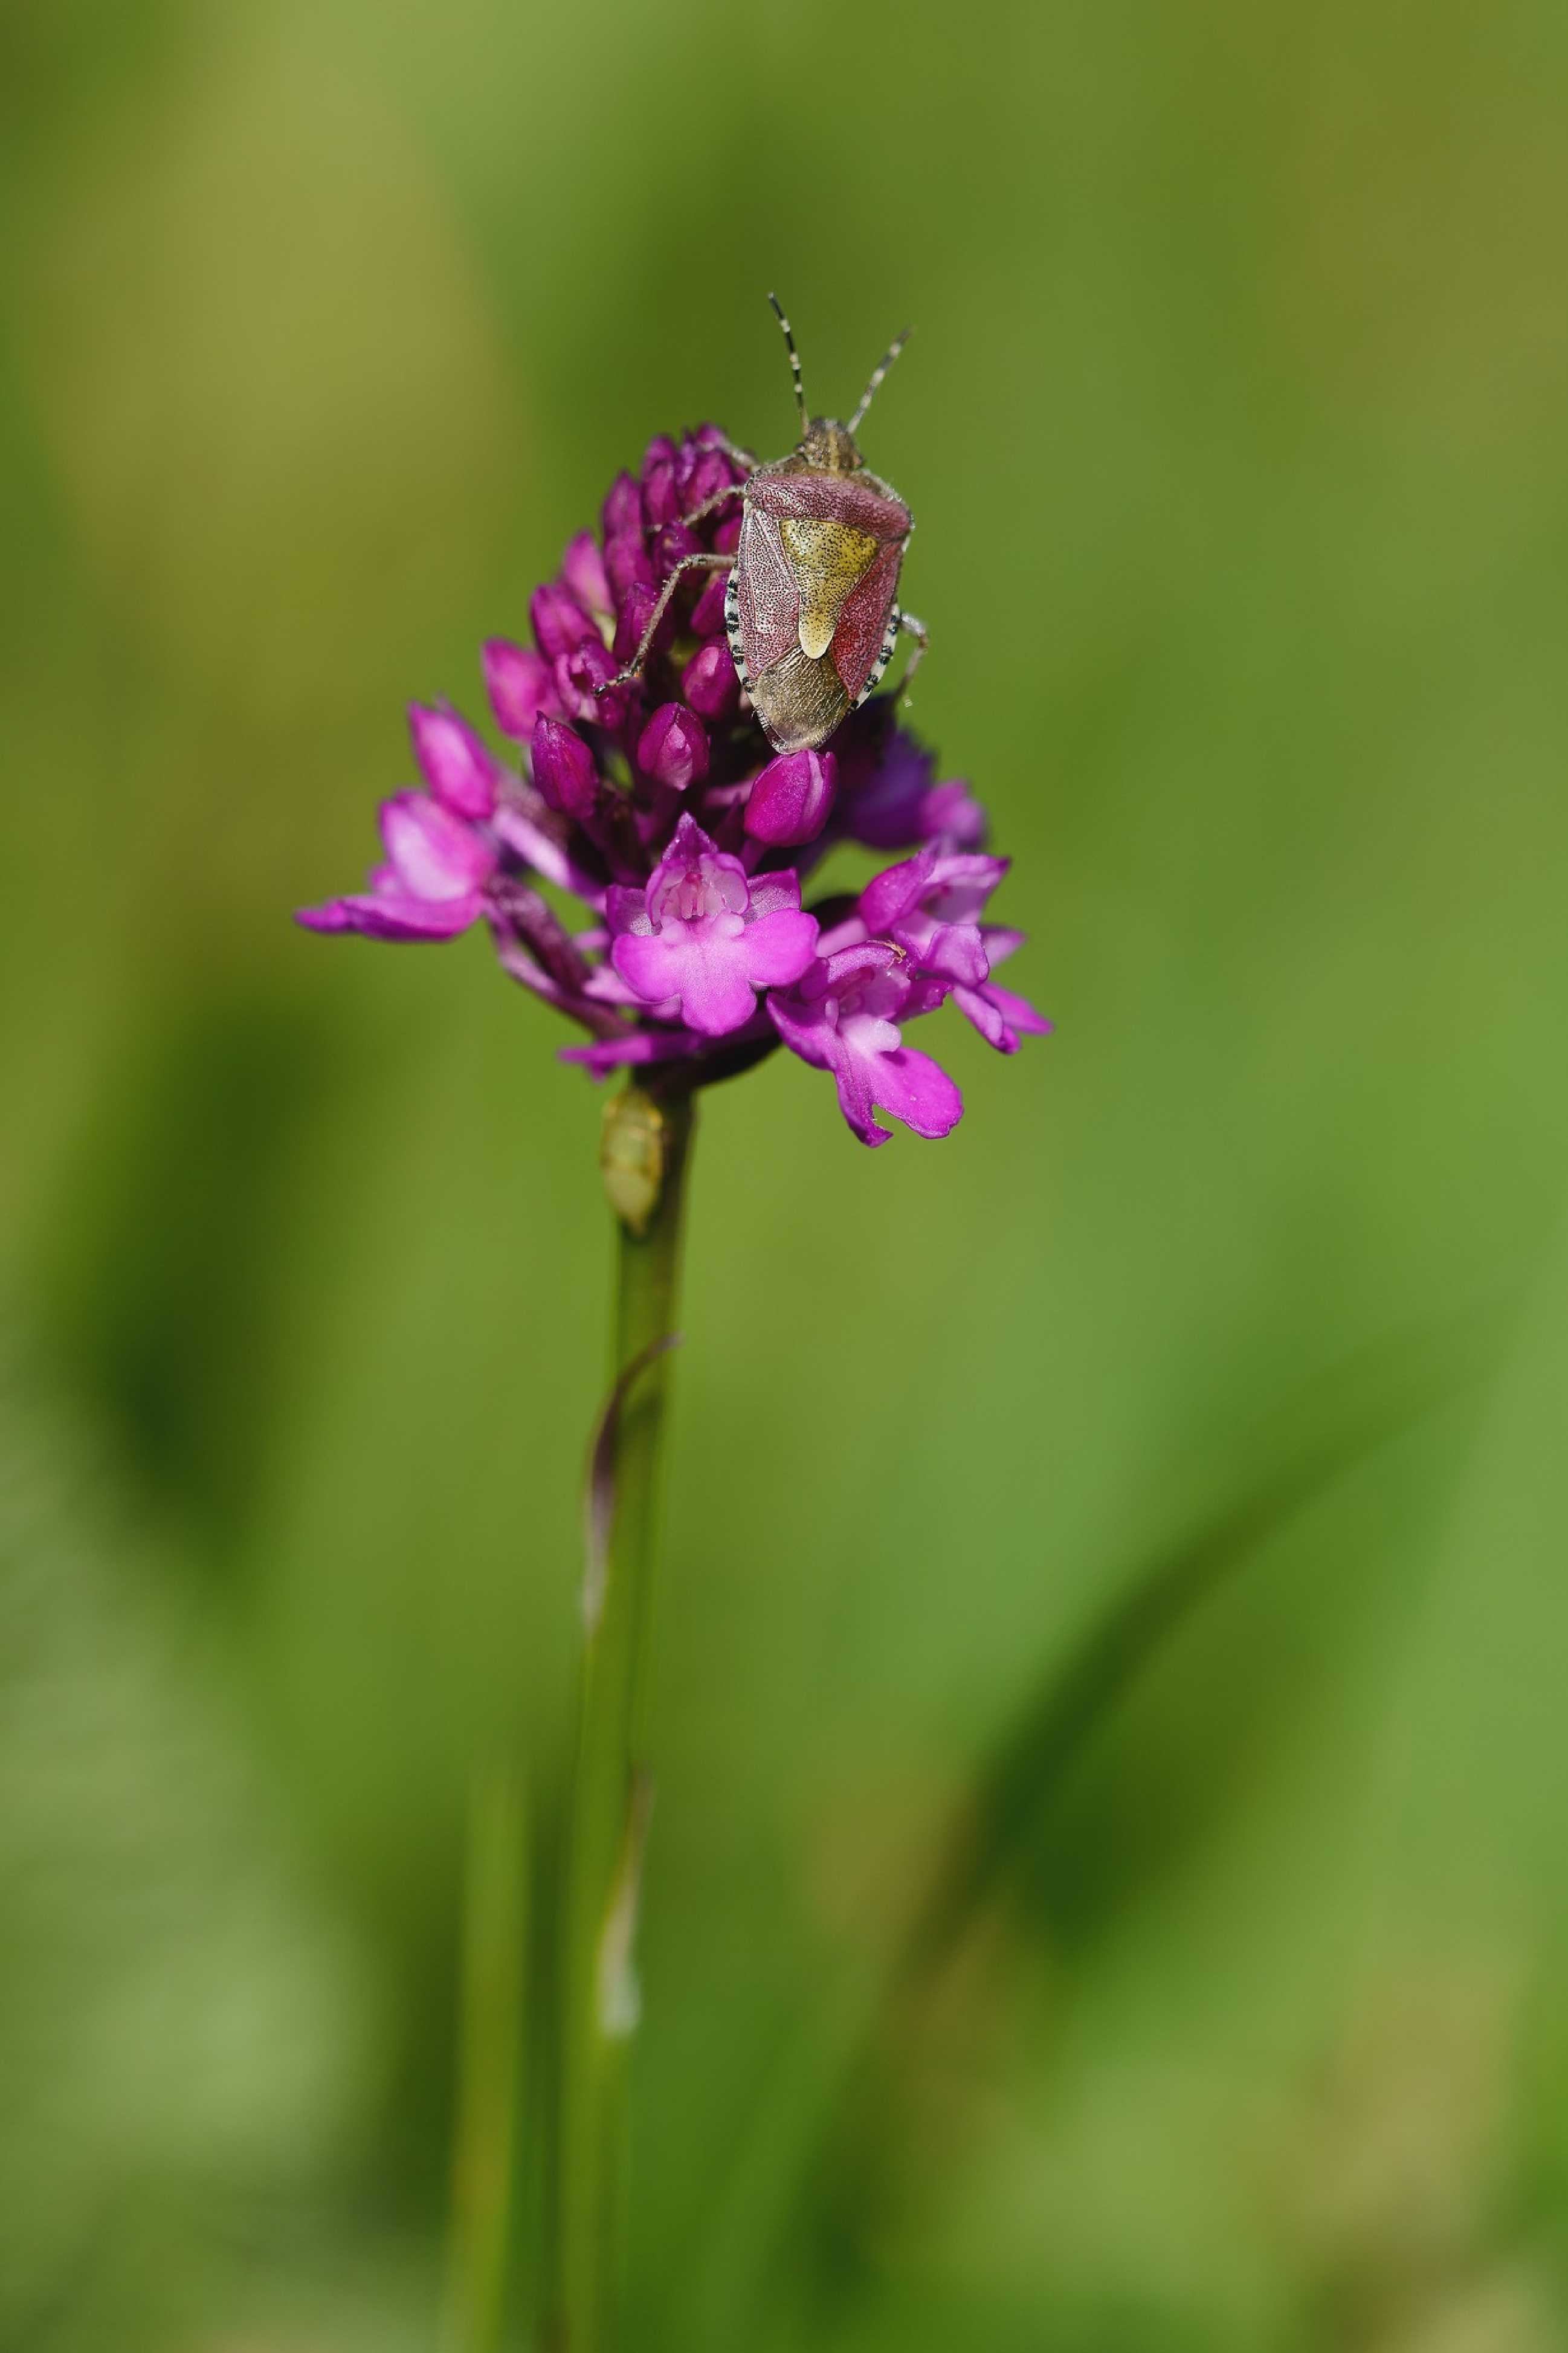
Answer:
[735, 507, 799, 680]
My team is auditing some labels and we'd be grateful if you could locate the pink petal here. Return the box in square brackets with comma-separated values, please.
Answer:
[737, 907, 819, 990]
[858, 847, 935, 934]
[409, 703, 498, 819]
[615, 919, 762, 1036]
[766, 989, 834, 1071]
[380, 793, 495, 899]
[824, 1033, 890, 1147]
[746, 869, 804, 918]
[869, 1044, 964, 1138]
[668, 938, 764, 1036]
[982, 980, 1054, 1037]
[611, 931, 685, 1005]
[951, 983, 1014, 1052]
[562, 529, 611, 616]
[484, 639, 558, 740]
[296, 888, 482, 940]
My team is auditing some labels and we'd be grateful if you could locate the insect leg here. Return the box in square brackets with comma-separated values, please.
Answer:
[599, 553, 733, 692]
[679, 481, 747, 529]
[894, 608, 930, 700]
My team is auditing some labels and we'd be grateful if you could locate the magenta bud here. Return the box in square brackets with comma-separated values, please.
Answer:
[409, 701, 498, 820]
[602, 470, 642, 541]
[555, 639, 628, 728]
[642, 450, 679, 528]
[653, 522, 699, 573]
[636, 703, 709, 793]
[744, 747, 837, 846]
[562, 530, 611, 617]
[531, 715, 598, 822]
[484, 639, 557, 741]
[683, 447, 735, 510]
[682, 641, 739, 722]
[714, 512, 743, 557]
[613, 581, 659, 667]
[605, 531, 656, 612]
[689, 570, 729, 639]
[530, 580, 598, 660]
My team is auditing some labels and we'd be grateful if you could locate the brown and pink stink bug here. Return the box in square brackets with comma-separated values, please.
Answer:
[603, 295, 928, 755]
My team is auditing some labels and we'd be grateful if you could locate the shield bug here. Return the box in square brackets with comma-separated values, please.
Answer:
[602, 295, 928, 754]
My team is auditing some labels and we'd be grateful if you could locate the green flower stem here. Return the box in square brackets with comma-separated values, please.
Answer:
[550, 1082, 695, 2351]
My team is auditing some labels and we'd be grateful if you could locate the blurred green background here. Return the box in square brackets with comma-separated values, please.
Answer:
[4, 0, 1568, 2345]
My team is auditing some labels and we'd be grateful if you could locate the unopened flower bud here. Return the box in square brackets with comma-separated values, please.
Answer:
[637, 704, 709, 793]
[531, 581, 598, 660]
[602, 470, 642, 540]
[682, 641, 739, 722]
[532, 715, 598, 822]
[690, 571, 730, 638]
[605, 532, 656, 611]
[744, 747, 836, 846]
[555, 640, 627, 728]
[562, 530, 611, 618]
[614, 582, 659, 668]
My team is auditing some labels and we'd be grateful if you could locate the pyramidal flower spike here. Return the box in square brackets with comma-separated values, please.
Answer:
[295, 416, 1047, 1144]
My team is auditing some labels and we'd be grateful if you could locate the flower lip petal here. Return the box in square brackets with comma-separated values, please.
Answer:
[612, 923, 758, 1036]
[865, 1044, 964, 1139]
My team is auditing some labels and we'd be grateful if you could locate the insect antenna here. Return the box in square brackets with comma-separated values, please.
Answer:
[767, 291, 808, 436]
[848, 325, 912, 434]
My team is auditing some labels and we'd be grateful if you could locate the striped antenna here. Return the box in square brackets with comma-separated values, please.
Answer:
[848, 324, 912, 434]
[767, 292, 808, 435]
